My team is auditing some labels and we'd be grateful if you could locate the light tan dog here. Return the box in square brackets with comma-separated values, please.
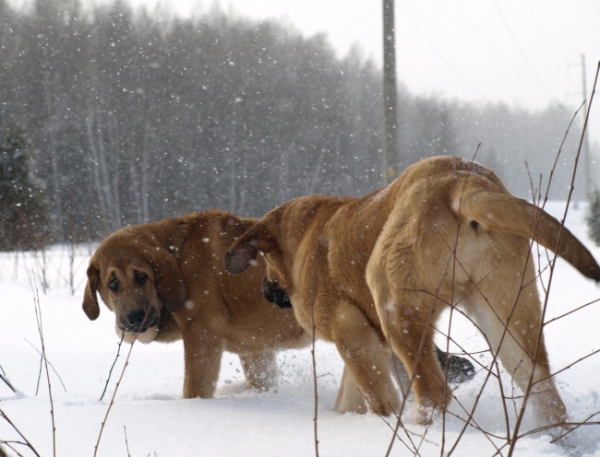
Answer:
[225, 156, 600, 435]
[82, 210, 310, 398]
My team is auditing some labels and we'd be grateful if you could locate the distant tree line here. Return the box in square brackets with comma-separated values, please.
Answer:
[0, 0, 595, 245]
[0, 123, 50, 250]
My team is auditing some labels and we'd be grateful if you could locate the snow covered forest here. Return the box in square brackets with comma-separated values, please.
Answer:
[0, 0, 596, 244]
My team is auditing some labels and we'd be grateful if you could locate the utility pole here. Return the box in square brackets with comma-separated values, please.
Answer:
[382, 0, 399, 186]
[580, 54, 592, 196]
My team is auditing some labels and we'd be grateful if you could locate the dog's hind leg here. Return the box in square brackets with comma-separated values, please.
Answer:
[464, 281, 568, 437]
[239, 351, 278, 391]
[331, 301, 400, 416]
[366, 230, 452, 422]
[376, 290, 450, 423]
[334, 363, 368, 413]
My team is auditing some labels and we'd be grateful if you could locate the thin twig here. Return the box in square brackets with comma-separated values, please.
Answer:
[124, 425, 132, 457]
[310, 231, 320, 457]
[0, 374, 16, 393]
[544, 297, 600, 326]
[94, 339, 136, 457]
[508, 62, 600, 456]
[364, 396, 419, 454]
[385, 255, 450, 457]
[0, 408, 41, 457]
[0, 365, 16, 393]
[94, 307, 154, 456]
[34, 341, 43, 396]
[33, 288, 56, 457]
[443, 147, 483, 457]
[515, 418, 600, 443]
[99, 332, 126, 401]
[540, 348, 600, 383]
[456, 143, 565, 455]
[24, 339, 67, 393]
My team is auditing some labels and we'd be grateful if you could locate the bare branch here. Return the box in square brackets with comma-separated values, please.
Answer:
[124, 425, 132, 457]
[99, 332, 126, 401]
[0, 408, 41, 457]
[0, 365, 16, 393]
[94, 339, 137, 457]
[24, 339, 67, 393]
[94, 306, 155, 456]
[310, 230, 320, 457]
[508, 60, 600, 457]
[33, 288, 56, 457]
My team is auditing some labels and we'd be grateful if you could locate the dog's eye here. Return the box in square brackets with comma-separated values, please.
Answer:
[108, 279, 119, 291]
[135, 272, 148, 285]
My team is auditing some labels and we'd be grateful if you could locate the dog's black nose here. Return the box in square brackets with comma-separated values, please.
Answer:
[126, 310, 149, 329]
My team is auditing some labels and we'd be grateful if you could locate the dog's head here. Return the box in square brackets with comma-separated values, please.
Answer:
[224, 207, 292, 298]
[260, 275, 292, 309]
[82, 228, 186, 343]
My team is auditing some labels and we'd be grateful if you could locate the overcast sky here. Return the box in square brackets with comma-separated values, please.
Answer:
[190, 0, 600, 144]
[131, 0, 600, 146]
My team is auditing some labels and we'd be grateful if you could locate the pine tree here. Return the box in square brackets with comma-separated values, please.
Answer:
[0, 124, 51, 251]
[587, 189, 600, 247]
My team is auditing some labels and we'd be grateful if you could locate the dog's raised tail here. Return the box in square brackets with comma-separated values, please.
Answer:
[452, 189, 600, 282]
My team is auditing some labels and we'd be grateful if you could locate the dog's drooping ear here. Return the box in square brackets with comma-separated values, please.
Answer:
[225, 217, 280, 274]
[149, 249, 186, 314]
[224, 245, 258, 275]
[82, 266, 101, 320]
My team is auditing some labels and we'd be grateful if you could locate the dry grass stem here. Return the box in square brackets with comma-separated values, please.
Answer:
[23, 339, 67, 394]
[124, 425, 132, 457]
[33, 288, 56, 457]
[0, 408, 41, 457]
[507, 61, 599, 457]
[310, 231, 320, 457]
[93, 306, 154, 456]
[99, 332, 126, 401]
[0, 366, 16, 393]
[94, 337, 137, 457]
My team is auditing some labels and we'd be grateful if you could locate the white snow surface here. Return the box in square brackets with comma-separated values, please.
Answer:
[1, 201, 599, 456]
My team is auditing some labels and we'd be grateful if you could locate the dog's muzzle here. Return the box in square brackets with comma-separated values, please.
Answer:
[261, 276, 292, 309]
[119, 308, 160, 333]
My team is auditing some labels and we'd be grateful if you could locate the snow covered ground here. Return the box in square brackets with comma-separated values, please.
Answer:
[1, 201, 599, 457]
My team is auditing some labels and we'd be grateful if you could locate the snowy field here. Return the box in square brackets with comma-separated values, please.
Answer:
[1, 202, 599, 457]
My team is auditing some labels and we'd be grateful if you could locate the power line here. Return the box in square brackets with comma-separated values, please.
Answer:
[396, 4, 492, 102]
[489, 0, 557, 100]
[519, 0, 567, 52]
[450, 0, 537, 82]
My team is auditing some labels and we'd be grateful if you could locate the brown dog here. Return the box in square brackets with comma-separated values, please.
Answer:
[82, 209, 472, 405]
[225, 156, 600, 435]
[82, 210, 311, 398]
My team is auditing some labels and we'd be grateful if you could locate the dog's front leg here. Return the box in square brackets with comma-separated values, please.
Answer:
[181, 340, 223, 399]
